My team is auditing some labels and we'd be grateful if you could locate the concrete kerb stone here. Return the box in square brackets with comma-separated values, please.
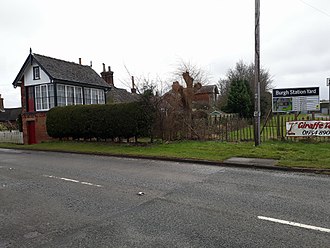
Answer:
[2, 146, 330, 175]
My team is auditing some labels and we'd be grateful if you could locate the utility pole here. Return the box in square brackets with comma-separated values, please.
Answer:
[254, 0, 261, 146]
[327, 78, 330, 117]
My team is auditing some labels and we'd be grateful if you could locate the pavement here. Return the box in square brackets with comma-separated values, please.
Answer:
[222, 157, 328, 174]
[122, 155, 330, 175]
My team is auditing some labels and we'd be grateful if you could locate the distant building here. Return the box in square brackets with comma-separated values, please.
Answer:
[320, 100, 329, 115]
[192, 83, 219, 109]
[0, 94, 21, 130]
[162, 81, 219, 112]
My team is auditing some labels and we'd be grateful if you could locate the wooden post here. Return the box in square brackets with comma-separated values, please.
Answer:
[277, 112, 280, 140]
[254, 0, 261, 146]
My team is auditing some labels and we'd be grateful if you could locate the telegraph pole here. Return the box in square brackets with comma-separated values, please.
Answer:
[327, 78, 330, 117]
[254, 0, 261, 146]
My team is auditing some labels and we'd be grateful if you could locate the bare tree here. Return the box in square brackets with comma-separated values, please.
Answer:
[172, 60, 212, 86]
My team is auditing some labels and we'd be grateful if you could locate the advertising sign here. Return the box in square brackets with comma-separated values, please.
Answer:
[286, 120, 330, 137]
[272, 87, 320, 112]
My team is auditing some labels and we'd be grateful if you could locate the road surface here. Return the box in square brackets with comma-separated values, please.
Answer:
[0, 149, 329, 247]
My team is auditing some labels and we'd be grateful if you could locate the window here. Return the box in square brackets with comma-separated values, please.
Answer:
[75, 87, 83, 105]
[84, 88, 91, 105]
[66, 86, 74, 105]
[35, 86, 41, 110]
[91, 89, 98, 104]
[57, 84, 66, 106]
[99, 90, 105, 104]
[57, 84, 87, 106]
[48, 84, 55, 109]
[35, 84, 54, 111]
[85, 88, 105, 104]
[33, 66, 40, 80]
[41, 85, 47, 109]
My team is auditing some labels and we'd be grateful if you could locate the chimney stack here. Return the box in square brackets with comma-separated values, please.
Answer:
[79, 58, 82, 65]
[131, 76, 136, 94]
[100, 64, 114, 86]
[0, 94, 4, 112]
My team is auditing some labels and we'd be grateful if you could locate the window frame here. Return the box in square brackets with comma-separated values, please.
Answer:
[35, 84, 54, 111]
[84, 87, 105, 105]
[33, 66, 40, 80]
[58, 84, 92, 106]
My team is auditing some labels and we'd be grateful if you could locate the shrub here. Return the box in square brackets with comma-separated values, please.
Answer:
[46, 101, 154, 142]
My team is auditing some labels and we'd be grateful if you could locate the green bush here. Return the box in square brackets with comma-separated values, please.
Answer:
[46, 102, 154, 141]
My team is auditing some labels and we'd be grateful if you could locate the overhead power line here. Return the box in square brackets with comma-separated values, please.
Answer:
[298, 0, 330, 18]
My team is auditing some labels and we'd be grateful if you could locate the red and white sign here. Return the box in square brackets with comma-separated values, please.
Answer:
[286, 121, 330, 137]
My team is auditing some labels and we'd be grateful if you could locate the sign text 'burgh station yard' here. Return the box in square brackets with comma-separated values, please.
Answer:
[273, 87, 319, 97]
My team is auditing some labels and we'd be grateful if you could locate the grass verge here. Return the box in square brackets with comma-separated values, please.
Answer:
[0, 140, 329, 170]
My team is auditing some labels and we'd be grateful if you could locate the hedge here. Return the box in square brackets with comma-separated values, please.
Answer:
[46, 101, 154, 141]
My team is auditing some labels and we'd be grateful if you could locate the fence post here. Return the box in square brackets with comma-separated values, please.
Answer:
[281, 115, 284, 140]
[277, 113, 280, 140]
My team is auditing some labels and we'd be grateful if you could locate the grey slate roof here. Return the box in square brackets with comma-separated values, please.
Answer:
[106, 87, 140, 104]
[33, 54, 109, 88]
[13, 53, 110, 89]
[0, 108, 22, 122]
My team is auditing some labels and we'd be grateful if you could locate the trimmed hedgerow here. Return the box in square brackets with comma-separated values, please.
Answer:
[46, 102, 153, 141]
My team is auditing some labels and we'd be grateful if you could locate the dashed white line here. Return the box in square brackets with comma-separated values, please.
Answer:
[60, 177, 80, 183]
[43, 175, 103, 188]
[258, 216, 330, 233]
[80, 181, 102, 187]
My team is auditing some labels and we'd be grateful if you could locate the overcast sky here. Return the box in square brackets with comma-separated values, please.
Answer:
[1, 0, 330, 107]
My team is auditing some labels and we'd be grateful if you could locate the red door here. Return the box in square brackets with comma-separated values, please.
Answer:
[27, 121, 36, 144]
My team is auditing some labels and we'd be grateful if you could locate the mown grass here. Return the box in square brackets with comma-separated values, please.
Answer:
[1, 140, 329, 170]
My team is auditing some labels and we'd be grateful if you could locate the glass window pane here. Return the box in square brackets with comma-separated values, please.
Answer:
[84, 88, 91, 105]
[99, 89, 105, 104]
[91, 89, 97, 104]
[41, 85, 47, 109]
[75, 87, 83, 105]
[48, 84, 55, 109]
[35, 86, 41, 110]
[48, 84, 54, 97]
[66, 86, 74, 105]
[57, 84, 66, 106]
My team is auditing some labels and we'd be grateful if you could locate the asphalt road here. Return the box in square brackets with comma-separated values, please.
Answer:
[0, 148, 329, 247]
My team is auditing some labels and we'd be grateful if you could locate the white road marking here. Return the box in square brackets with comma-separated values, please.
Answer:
[81, 181, 102, 187]
[60, 177, 80, 183]
[258, 216, 330, 233]
[43, 175, 103, 188]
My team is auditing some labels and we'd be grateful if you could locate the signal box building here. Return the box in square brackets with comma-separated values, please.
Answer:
[12, 51, 111, 144]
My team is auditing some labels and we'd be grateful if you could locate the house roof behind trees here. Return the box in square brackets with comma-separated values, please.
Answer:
[106, 87, 140, 104]
[0, 108, 22, 122]
[195, 85, 219, 95]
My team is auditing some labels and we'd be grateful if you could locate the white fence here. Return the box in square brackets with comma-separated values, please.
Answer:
[0, 131, 23, 144]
